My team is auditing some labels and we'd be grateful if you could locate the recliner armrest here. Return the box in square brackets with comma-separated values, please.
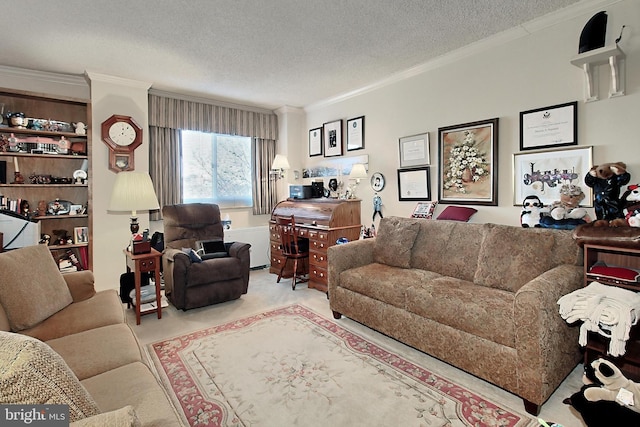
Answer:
[63, 270, 96, 303]
[228, 241, 251, 259]
[162, 247, 186, 262]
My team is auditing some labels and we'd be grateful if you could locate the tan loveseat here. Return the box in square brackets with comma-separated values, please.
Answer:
[0, 245, 183, 426]
[328, 217, 583, 415]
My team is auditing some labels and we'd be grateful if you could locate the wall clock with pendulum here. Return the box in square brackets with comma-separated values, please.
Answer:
[101, 114, 143, 173]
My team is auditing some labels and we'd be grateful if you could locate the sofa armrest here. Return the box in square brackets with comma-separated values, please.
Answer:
[514, 264, 583, 405]
[328, 239, 375, 295]
[63, 271, 97, 303]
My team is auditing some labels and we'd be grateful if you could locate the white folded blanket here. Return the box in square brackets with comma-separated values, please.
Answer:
[557, 281, 640, 356]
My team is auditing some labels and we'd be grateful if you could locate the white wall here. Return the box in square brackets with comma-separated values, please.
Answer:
[303, 0, 640, 227]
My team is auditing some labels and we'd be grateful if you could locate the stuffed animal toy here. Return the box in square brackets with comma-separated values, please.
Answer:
[549, 184, 589, 221]
[584, 358, 640, 413]
[539, 184, 590, 229]
[563, 359, 640, 426]
[584, 162, 631, 221]
[610, 184, 640, 227]
[520, 195, 544, 227]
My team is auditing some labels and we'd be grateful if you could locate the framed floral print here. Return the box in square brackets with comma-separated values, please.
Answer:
[438, 118, 498, 206]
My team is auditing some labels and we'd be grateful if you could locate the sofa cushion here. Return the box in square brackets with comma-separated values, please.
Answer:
[411, 220, 485, 282]
[474, 224, 554, 292]
[406, 276, 516, 348]
[46, 324, 144, 381]
[0, 331, 100, 422]
[20, 290, 125, 342]
[373, 217, 421, 268]
[339, 263, 441, 308]
[82, 362, 184, 427]
[0, 244, 73, 331]
[70, 406, 140, 427]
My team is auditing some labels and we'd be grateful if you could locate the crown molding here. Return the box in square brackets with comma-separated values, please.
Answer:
[305, 0, 621, 111]
[85, 71, 152, 90]
[0, 65, 87, 87]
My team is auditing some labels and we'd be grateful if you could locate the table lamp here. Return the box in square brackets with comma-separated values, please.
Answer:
[108, 172, 160, 234]
[270, 154, 290, 179]
[348, 163, 368, 199]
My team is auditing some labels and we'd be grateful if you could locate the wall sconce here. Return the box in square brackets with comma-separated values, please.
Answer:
[270, 154, 290, 180]
[348, 163, 368, 199]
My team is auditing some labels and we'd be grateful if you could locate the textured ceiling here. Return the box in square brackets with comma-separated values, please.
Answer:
[1, 0, 584, 109]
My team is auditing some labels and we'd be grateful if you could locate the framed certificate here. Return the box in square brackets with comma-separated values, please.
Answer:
[397, 167, 431, 201]
[309, 127, 322, 157]
[346, 116, 364, 151]
[399, 132, 430, 167]
[520, 101, 577, 151]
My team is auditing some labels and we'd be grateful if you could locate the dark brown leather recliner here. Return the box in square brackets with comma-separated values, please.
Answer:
[161, 203, 251, 310]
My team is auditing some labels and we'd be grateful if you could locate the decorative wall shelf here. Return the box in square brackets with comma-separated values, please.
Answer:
[570, 45, 625, 102]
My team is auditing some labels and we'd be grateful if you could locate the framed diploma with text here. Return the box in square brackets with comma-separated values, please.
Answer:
[520, 101, 577, 151]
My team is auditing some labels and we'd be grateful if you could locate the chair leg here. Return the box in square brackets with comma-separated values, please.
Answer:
[292, 258, 298, 290]
[277, 258, 289, 283]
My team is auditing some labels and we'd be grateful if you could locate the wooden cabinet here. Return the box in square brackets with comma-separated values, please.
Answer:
[582, 243, 640, 379]
[0, 88, 91, 270]
[270, 198, 361, 292]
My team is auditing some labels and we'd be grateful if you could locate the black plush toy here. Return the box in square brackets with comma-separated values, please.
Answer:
[584, 162, 631, 221]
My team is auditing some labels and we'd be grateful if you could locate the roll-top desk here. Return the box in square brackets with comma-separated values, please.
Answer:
[270, 198, 362, 292]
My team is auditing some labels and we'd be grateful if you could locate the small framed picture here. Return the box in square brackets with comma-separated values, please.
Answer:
[411, 201, 438, 219]
[346, 116, 364, 151]
[399, 132, 430, 167]
[398, 167, 431, 201]
[520, 101, 577, 151]
[323, 119, 343, 157]
[74, 227, 89, 244]
[309, 127, 323, 157]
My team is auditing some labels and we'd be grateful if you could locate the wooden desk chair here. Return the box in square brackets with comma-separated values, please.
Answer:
[276, 215, 309, 290]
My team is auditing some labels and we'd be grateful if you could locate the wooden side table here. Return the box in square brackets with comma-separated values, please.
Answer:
[124, 248, 162, 325]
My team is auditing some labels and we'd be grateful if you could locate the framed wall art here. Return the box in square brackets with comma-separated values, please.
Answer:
[323, 119, 343, 157]
[513, 145, 593, 206]
[411, 201, 438, 219]
[309, 127, 323, 157]
[520, 101, 577, 151]
[399, 132, 430, 167]
[397, 167, 431, 201]
[346, 116, 364, 151]
[438, 118, 498, 206]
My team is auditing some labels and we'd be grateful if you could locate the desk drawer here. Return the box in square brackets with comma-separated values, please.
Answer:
[310, 250, 328, 268]
[138, 258, 158, 273]
[310, 266, 327, 284]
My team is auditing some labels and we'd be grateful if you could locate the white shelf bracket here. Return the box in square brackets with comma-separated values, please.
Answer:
[570, 45, 626, 103]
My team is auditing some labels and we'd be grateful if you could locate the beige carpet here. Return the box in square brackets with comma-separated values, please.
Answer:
[131, 268, 587, 427]
[148, 304, 538, 427]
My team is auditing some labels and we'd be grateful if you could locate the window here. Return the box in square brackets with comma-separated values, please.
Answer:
[181, 130, 253, 208]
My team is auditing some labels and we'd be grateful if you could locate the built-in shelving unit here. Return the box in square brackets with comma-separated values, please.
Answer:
[0, 88, 92, 271]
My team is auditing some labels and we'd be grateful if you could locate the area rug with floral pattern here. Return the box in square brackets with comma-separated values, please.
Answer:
[148, 304, 537, 427]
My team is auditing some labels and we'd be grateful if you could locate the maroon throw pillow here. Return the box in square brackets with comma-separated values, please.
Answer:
[436, 206, 477, 222]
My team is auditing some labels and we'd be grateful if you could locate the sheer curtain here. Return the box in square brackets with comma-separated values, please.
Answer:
[148, 93, 278, 219]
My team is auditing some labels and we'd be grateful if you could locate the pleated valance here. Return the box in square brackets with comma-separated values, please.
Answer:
[148, 94, 278, 140]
